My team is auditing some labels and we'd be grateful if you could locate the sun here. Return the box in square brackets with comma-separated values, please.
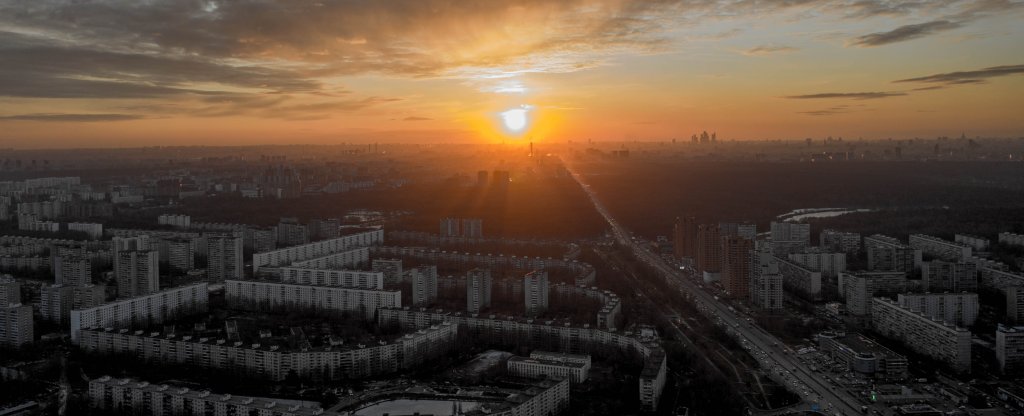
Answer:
[500, 106, 531, 133]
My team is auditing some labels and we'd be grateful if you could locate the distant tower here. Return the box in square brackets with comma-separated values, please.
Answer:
[529, 140, 534, 157]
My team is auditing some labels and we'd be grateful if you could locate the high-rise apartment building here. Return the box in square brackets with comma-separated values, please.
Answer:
[115, 250, 159, 298]
[820, 229, 862, 255]
[696, 224, 721, 276]
[864, 234, 920, 272]
[372, 259, 404, 286]
[721, 236, 753, 299]
[524, 270, 549, 317]
[0, 275, 21, 304]
[672, 216, 697, 259]
[439, 218, 484, 238]
[770, 221, 810, 255]
[922, 260, 978, 292]
[750, 245, 783, 311]
[996, 324, 1024, 374]
[0, 303, 33, 347]
[841, 271, 907, 317]
[207, 235, 243, 280]
[410, 265, 438, 306]
[466, 268, 492, 313]
[55, 256, 92, 287]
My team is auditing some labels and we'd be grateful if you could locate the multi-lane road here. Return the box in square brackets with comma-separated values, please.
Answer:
[566, 164, 865, 416]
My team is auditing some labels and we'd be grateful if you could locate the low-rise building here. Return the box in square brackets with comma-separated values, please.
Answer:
[508, 351, 592, 384]
[816, 331, 907, 380]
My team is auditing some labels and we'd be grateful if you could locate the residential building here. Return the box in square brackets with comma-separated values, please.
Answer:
[922, 260, 978, 292]
[721, 236, 753, 299]
[207, 235, 243, 280]
[750, 246, 783, 310]
[67, 222, 103, 239]
[157, 214, 191, 228]
[276, 219, 309, 247]
[371, 258, 403, 286]
[954, 234, 990, 252]
[439, 217, 483, 238]
[115, 250, 159, 298]
[789, 250, 847, 279]
[466, 268, 492, 314]
[820, 229, 862, 255]
[999, 232, 1024, 248]
[80, 322, 456, 381]
[252, 230, 384, 272]
[672, 215, 697, 259]
[278, 267, 384, 290]
[770, 221, 811, 255]
[163, 238, 195, 271]
[70, 283, 209, 342]
[410, 265, 438, 306]
[897, 292, 979, 327]
[0, 303, 32, 347]
[871, 298, 972, 373]
[841, 271, 907, 317]
[225, 280, 400, 320]
[776, 257, 822, 300]
[696, 224, 721, 276]
[1008, 287, 1024, 324]
[89, 376, 338, 416]
[0, 275, 21, 304]
[524, 270, 549, 317]
[909, 234, 972, 262]
[55, 256, 92, 287]
[996, 324, 1024, 374]
[864, 234, 920, 272]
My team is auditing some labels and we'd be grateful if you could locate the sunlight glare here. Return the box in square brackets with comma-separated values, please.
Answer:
[500, 107, 529, 133]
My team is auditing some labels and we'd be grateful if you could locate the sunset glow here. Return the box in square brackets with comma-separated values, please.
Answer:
[0, 1, 1021, 148]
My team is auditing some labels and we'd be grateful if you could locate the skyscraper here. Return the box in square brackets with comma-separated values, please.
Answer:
[524, 270, 549, 317]
[466, 268, 492, 314]
[115, 250, 159, 298]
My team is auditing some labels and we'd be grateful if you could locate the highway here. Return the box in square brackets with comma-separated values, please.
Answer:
[566, 164, 864, 416]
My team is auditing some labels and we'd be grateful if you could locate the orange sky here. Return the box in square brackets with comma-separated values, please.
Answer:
[1, 1, 1023, 148]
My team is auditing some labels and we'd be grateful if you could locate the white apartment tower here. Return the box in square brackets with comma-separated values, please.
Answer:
[524, 270, 550, 317]
[466, 268, 493, 314]
[410, 265, 438, 306]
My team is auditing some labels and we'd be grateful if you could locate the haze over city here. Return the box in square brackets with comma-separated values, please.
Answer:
[1, 0, 1023, 148]
[3, 2, 1024, 416]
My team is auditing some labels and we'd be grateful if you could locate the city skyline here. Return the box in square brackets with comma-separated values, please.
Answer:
[1, 0, 1023, 148]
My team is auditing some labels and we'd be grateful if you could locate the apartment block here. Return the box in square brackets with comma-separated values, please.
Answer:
[897, 292, 979, 327]
[841, 271, 907, 316]
[996, 324, 1024, 374]
[910, 234, 972, 262]
[70, 283, 209, 342]
[820, 229, 862, 255]
[466, 268, 492, 314]
[225, 280, 400, 320]
[0, 303, 33, 347]
[922, 260, 978, 292]
[865, 235, 920, 272]
[524, 270, 549, 317]
[871, 298, 972, 373]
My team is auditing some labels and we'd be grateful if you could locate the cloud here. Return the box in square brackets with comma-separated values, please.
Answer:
[741, 45, 798, 56]
[785, 92, 907, 100]
[848, 20, 962, 47]
[403, 116, 433, 121]
[797, 104, 865, 116]
[0, 113, 145, 122]
[894, 64, 1024, 86]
